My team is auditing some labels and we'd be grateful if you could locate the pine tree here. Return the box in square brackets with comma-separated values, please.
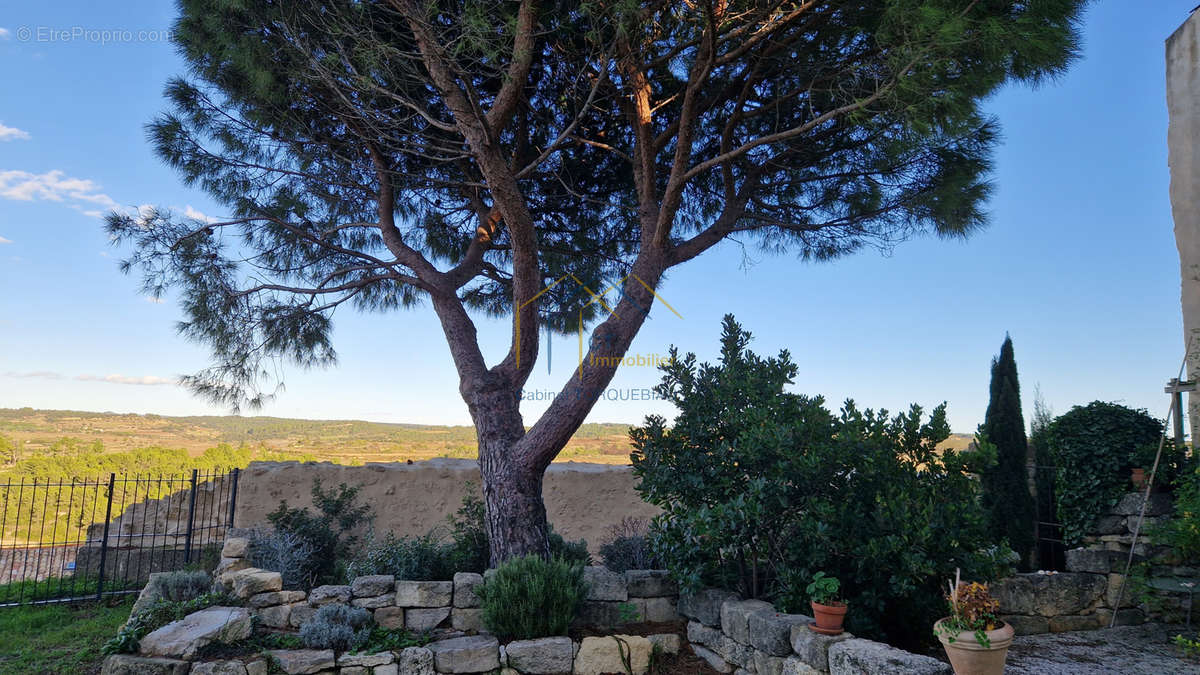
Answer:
[981, 336, 1036, 567]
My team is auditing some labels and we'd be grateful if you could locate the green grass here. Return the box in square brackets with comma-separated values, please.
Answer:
[0, 598, 132, 674]
[0, 575, 140, 605]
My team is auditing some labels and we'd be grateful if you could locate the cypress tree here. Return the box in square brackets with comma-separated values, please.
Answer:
[981, 335, 1036, 568]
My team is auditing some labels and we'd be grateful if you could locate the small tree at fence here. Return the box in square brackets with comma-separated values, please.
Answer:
[108, 0, 1084, 563]
[979, 335, 1035, 568]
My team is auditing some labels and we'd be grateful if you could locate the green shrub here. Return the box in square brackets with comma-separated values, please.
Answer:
[346, 531, 455, 581]
[444, 487, 490, 573]
[267, 479, 373, 586]
[631, 316, 1000, 650]
[1131, 440, 1197, 491]
[599, 518, 661, 572]
[549, 527, 591, 567]
[1151, 464, 1200, 561]
[1046, 402, 1163, 546]
[299, 604, 372, 651]
[152, 570, 213, 603]
[475, 554, 587, 639]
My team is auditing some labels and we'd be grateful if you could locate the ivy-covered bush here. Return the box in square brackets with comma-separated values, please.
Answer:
[299, 604, 372, 651]
[1046, 402, 1163, 545]
[599, 518, 661, 572]
[632, 316, 1003, 650]
[267, 480, 373, 586]
[476, 554, 587, 639]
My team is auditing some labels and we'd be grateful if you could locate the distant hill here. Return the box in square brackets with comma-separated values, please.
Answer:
[0, 408, 635, 465]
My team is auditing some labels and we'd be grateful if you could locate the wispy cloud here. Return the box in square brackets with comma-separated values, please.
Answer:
[0, 169, 118, 210]
[3, 371, 176, 386]
[4, 371, 64, 380]
[183, 205, 218, 223]
[145, 296, 164, 304]
[0, 123, 30, 142]
[0, 236, 11, 245]
[76, 374, 175, 386]
[0, 28, 10, 40]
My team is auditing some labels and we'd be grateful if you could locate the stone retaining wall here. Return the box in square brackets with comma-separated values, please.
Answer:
[993, 491, 1195, 634]
[676, 588, 951, 675]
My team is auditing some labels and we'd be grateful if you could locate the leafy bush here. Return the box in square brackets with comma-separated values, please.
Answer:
[267, 479, 373, 586]
[1131, 440, 1197, 491]
[103, 592, 233, 654]
[599, 518, 661, 572]
[299, 604, 372, 651]
[1046, 402, 1163, 545]
[631, 316, 1000, 650]
[476, 554, 587, 639]
[346, 531, 455, 581]
[549, 527, 591, 567]
[1151, 464, 1200, 561]
[152, 570, 213, 603]
[444, 487, 490, 573]
[249, 528, 318, 589]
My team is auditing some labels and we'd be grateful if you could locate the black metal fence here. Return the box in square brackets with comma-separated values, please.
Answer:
[1034, 463, 1066, 571]
[0, 468, 239, 606]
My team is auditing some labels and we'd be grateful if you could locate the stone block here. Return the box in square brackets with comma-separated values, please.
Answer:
[1065, 548, 1125, 574]
[427, 635, 500, 673]
[396, 646, 434, 675]
[374, 665, 399, 675]
[288, 604, 316, 628]
[717, 635, 754, 668]
[101, 655, 192, 675]
[248, 590, 306, 608]
[307, 585, 351, 606]
[451, 607, 484, 633]
[264, 649, 335, 675]
[991, 575, 1035, 615]
[690, 644, 732, 673]
[336, 652, 394, 667]
[687, 620, 722, 648]
[1113, 492, 1174, 517]
[754, 651, 788, 675]
[138, 607, 253, 660]
[625, 570, 677, 597]
[244, 661, 268, 675]
[780, 656, 819, 675]
[453, 572, 484, 608]
[1105, 573, 1137, 609]
[230, 570, 282, 599]
[575, 635, 651, 675]
[1094, 515, 1128, 535]
[1032, 573, 1106, 616]
[395, 580, 453, 608]
[583, 566, 628, 601]
[1095, 607, 1146, 627]
[213, 558, 249, 584]
[373, 606, 405, 630]
[790, 623, 852, 672]
[576, 600, 622, 626]
[749, 611, 811, 656]
[338, 667, 366, 675]
[351, 574, 395, 598]
[648, 633, 680, 655]
[255, 604, 291, 629]
[999, 614, 1049, 635]
[406, 607, 451, 631]
[220, 538, 249, 558]
[505, 636, 573, 674]
[828, 638, 950, 675]
[633, 596, 678, 623]
[192, 661, 246, 675]
[678, 588, 739, 627]
[350, 595, 394, 609]
[720, 598, 774, 645]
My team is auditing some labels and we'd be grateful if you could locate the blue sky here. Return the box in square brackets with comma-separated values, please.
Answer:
[0, 3, 1192, 435]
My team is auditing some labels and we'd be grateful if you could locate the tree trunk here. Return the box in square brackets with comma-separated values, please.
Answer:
[467, 379, 551, 565]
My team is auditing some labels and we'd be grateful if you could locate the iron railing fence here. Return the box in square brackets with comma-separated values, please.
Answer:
[0, 468, 239, 606]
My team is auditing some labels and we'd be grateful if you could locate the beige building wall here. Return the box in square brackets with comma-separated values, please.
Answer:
[232, 459, 661, 554]
[1168, 10, 1200, 443]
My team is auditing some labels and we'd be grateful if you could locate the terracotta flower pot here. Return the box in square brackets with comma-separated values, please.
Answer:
[1131, 467, 1147, 489]
[934, 618, 1014, 675]
[809, 600, 847, 635]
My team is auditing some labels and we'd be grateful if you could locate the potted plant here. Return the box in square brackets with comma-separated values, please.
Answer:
[806, 571, 847, 635]
[934, 570, 1013, 675]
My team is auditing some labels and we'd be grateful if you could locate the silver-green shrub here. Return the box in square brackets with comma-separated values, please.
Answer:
[248, 527, 316, 589]
[298, 604, 372, 651]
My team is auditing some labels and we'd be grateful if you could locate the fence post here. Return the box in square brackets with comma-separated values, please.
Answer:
[227, 468, 239, 530]
[184, 469, 198, 564]
[96, 473, 115, 602]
